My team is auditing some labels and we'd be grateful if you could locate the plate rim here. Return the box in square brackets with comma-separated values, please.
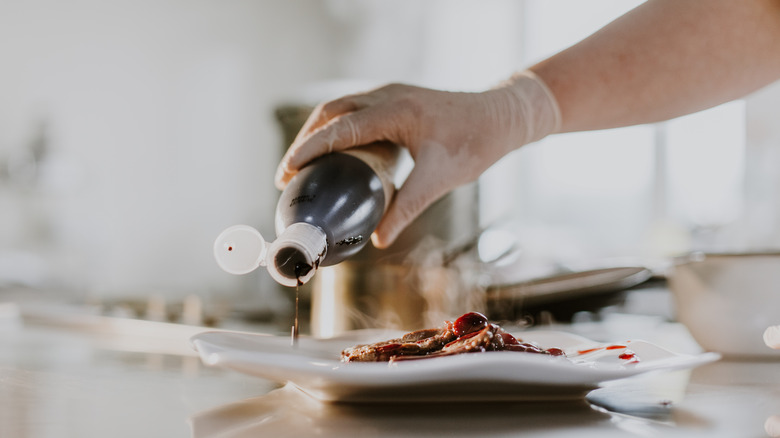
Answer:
[190, 329, 720, 402]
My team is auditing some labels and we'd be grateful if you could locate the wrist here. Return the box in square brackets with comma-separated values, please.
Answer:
[490, 70, 562, 148]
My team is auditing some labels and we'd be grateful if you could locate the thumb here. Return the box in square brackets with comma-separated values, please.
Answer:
[371, 166, 450, 249]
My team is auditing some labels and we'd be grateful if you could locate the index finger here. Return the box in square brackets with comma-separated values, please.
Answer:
[293, 96, 362, 145]
[275, 104, 397, 188]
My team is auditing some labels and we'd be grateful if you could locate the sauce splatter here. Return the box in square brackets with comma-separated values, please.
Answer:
[618, 350, 639, 362]
[576, 343, 640, 363]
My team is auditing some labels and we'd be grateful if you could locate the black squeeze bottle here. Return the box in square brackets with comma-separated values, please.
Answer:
[214, 143, 404, 287]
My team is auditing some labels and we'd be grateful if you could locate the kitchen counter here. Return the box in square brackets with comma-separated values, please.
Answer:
[1, 289, 779, 438]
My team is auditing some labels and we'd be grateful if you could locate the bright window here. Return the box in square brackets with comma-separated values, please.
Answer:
[479, 1, 747, 260]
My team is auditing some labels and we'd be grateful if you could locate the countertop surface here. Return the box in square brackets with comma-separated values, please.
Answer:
[1, 288, 779, 438]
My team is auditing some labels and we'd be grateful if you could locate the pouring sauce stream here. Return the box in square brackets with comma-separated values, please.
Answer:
[291, 262, 313, 347]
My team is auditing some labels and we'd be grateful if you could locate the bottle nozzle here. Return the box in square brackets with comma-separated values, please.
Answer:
[213, 225, 268, 275]
[266, 223, 327, 287]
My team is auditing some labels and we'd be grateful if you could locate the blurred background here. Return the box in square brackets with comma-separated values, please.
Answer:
[1, 0, 779, 321]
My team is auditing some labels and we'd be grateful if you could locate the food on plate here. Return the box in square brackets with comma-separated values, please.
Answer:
[341, 312, 566, 362]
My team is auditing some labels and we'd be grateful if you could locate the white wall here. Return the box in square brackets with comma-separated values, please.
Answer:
[0, 0, 346, 307]
[0, 0, 525, 310]
[1, 0, 774, 312]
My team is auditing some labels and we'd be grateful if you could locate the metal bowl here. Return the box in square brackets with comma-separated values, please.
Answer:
[668, 252, 780, 358]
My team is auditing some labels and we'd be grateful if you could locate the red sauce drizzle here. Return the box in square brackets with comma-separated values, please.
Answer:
[619, 351, 639, 361]
[578, 343, 632, 355]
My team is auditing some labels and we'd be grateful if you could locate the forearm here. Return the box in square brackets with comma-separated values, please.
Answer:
[530, 0, 780, 133]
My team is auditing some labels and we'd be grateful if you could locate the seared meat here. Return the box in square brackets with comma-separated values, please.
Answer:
[340, 325, 458, 362]
[340, 312, 565, 362]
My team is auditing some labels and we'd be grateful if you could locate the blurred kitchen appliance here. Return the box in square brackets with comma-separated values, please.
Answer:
[485, 266, 652, 322]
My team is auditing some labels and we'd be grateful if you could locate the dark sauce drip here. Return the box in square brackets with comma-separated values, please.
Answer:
[288, 247, 326, 348]
[453, 312, 489, 337]
[335, 235, 363, 246]
[314, 245, 326, 270]
[291, 286, 300, 347]
[294, 262, 312, 278]
[290, 263, 311, 348]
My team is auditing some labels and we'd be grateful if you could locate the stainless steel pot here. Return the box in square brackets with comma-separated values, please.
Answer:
[309, 261, 483, 337]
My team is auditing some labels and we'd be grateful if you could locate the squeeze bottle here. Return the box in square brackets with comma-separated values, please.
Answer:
[214, 143, 405, 287]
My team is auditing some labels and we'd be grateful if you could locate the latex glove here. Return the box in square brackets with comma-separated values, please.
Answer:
[275, 71, 561, 248]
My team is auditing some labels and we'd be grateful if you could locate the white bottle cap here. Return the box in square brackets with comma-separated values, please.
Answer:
[213, 225, 268, 275]
[266, 222, 328, 287]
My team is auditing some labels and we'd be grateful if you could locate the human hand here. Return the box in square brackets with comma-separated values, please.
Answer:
[275, 71, 561, 248]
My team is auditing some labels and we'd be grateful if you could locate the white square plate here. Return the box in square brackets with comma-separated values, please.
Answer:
[190, 329, 719, 402]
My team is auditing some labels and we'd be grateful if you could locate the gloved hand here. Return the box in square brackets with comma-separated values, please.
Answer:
[275, 70, 561, 248]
